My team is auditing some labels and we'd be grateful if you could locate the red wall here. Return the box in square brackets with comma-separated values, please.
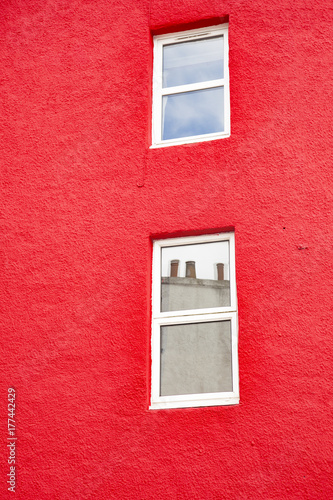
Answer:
[1, 0, 332, 498]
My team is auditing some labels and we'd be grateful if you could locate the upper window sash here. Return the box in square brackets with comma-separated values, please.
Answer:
[152, 233, 237, 319]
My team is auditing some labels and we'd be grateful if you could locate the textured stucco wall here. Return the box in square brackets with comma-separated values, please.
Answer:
[1, 0, 332, 498]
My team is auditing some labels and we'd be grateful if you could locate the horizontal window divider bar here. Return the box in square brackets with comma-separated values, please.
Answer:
[154, 307, 237, 315]
[153, 311, 237, 323]
[161, 79, 225, 95]
[154, 311, 237, 318]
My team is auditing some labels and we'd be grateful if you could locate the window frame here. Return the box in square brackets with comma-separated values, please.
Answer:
[151, 24, 230, 148]
[150, 232, 239, 410]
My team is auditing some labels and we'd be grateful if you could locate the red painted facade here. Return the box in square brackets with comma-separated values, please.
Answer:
[1, 0, 332, 498]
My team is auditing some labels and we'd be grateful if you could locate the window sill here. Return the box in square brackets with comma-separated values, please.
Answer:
[150, 131, 230, 148]
[150, 395, 239, 410]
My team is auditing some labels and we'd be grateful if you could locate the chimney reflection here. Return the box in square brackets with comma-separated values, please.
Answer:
[170, 260, 179, 277]
[185, 261, 196, 278]
[216, 263, 224, 281]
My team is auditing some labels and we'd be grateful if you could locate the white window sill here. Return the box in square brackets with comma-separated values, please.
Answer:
[150, 396, 239, 410]
[150, 131, 230, 148]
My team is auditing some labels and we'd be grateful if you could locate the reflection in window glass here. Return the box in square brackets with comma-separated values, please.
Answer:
[161, 241, 230, 312]
[160, 321, 232, 396]
[162, 87, 224, 141]
[163, 36, 224, 88]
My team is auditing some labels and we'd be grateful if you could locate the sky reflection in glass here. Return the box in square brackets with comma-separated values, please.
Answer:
[162, 87, 224, 141]
[163, 36, 224, 88]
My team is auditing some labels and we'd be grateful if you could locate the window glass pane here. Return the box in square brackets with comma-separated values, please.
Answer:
[161, 240, 230, 312]
[163, 36, 224, 88]
[160, 321, 232, 396]
[162, 87, 224, 141]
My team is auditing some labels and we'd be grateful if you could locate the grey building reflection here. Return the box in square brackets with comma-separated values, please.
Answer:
[160, 260, 232, 397]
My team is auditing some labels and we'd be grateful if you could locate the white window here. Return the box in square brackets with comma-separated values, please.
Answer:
[151, 24, 230, 148]
[150, 232, 239, 409]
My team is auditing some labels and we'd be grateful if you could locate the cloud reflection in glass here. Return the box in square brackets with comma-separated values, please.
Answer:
[163, 36, 224, 87]
[162, 87, 224, 141]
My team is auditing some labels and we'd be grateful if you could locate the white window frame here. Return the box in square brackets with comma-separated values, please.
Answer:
[150, 232, 239, 410]
[151, 24, 230, 148]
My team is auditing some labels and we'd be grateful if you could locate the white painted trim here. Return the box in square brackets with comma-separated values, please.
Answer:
[153, 232, 232, 247]
[150, 131, 230, 148]
[150, 232, 239, 410]
[155, 24, 229, 42]
[152, 24, 230, 148]
[150, 398, 239, 410]
[161, 79, 225, 96]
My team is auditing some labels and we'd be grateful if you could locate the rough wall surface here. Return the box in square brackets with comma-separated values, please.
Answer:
[1, 0, 332, 498]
